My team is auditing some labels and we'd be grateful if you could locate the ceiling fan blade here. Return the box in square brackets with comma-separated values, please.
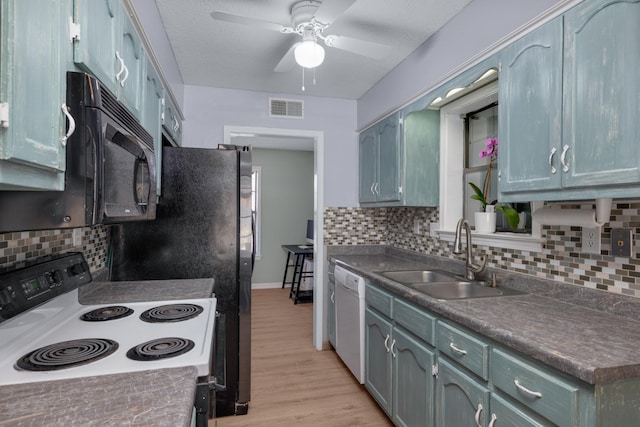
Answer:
[210, 11, 287, 33]
[274, 43, 299, 73]
[313, 0, 358, 24]
[325, 35, 392, 60]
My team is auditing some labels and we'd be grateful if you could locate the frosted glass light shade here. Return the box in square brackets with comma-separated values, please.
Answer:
[294, 41, 325, 68]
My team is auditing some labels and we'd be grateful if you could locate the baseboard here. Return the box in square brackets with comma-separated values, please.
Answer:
[251, 282, 282, 289]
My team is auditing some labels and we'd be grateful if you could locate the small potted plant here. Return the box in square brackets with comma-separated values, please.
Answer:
[469, 137, 519, 232]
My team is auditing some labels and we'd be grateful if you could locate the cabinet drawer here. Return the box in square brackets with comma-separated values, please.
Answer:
[393, 298, 435, 345]
[491, 348, 581, 426]
[437, 322, 489, 380]
[490, 394, 548, 427]
[365, 283, 393, 318]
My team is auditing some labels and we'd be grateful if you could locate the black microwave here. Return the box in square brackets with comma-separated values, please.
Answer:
[0, 72, 156, 232]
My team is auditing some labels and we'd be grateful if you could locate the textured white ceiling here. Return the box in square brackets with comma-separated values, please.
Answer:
[155, 0, 473, 99]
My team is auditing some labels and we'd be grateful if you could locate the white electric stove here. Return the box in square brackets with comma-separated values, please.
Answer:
[0, 253, 216, 388]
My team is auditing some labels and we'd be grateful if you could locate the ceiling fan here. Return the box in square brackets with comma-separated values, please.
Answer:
[210, 0, 392, 72]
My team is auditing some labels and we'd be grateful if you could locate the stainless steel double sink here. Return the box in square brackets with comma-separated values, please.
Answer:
[377, 270, 526, 300]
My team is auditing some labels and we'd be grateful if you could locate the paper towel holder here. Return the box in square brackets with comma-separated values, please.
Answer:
[533, 198, 612, 227]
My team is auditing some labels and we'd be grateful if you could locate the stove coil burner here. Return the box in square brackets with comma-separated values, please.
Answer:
[126, 337, 195, 361]
[140, 303, 203, 323]
[16, 338, 118, 371]
[80, 306, 134, 322]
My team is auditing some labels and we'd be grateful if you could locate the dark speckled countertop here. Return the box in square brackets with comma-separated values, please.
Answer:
[0, 278, 215, 426]
[330, 248, 640, 385]
[0, 367, 197, 427]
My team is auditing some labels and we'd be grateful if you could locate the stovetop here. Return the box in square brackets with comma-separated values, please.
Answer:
[0, 253, 216, 387]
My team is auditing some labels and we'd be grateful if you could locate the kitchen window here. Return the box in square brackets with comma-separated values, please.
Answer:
[438, 79, 543, 251]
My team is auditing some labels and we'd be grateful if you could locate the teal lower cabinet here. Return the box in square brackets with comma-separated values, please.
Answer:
[365, 307, 393, 416]
[392, 327, 435, 427]
[435, 358, 490, 426]
[365, 305, 435, 427]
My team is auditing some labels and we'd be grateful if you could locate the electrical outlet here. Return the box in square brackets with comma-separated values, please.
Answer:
[72, 228, 82, 246]
[413, 218, 420, 235]
[611, 228, 633, 257]
[582, 227, 601, 254]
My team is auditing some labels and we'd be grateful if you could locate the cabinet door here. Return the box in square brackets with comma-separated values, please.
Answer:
[0, 0, 68, 190]
[392, 327, 435, 427]
[436, 359, 490, 427]
[377, 114, 401, 202]
[364, 308, 393, 416]
[73, 0, 120, 94]
[359, 126, 377, 203]
[498, 16, 563, 196]
[328, 279, 336, 348]
[118, 13, 144, 118]
[562, 0, 640, 188]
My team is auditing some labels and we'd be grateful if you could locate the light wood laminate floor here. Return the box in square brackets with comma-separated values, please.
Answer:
[212, 288, 391, 427]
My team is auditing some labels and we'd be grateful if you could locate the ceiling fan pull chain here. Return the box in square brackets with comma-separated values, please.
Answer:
[301, 67, 306, 91]
[313, 67, 317, 86]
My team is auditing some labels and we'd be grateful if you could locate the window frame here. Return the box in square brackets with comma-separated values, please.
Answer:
[436, 80, 543, 251]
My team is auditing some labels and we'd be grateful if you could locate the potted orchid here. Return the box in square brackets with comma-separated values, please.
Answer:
[469, 137, 520, 231]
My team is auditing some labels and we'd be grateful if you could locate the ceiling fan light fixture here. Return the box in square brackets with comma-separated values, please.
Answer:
[294, 40, 325, 68]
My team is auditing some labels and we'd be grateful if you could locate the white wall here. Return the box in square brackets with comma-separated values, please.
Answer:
[182, 85, 358, 208]
[357, 0, 566, 129]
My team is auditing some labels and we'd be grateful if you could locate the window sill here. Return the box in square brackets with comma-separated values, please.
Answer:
[437, 229, 544, 252]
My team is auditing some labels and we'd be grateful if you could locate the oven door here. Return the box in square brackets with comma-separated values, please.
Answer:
[98, 117, 157, 224]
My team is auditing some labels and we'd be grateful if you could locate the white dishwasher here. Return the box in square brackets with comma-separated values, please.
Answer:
[334, 265, 365, 384]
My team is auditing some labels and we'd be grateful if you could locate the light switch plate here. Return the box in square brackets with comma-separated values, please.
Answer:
[611, 228, 633, 257]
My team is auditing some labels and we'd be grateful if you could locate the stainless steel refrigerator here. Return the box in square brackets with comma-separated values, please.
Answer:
[109, 145, 252, 418]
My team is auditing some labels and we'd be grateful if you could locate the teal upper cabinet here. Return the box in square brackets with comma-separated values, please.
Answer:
[359, 112, 401, 204]
[359, 109, 439, 207]
[498, 16, 563, 196]
[162, 94, 182, 146]
[73, 0, 144, 118]
[562, 0, 640, 189]
[500, 0, 640, 202]
[0, 0, 71, 190]
[358, 126, 377, 203]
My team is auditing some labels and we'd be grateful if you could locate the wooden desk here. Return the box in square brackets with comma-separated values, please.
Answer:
[281, 244, 313, 304]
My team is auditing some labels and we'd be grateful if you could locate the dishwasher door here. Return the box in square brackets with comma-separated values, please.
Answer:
[334, 266, 365, 384]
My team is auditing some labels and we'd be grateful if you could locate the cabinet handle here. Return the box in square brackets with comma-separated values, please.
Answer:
[374, 182, 379, 195]
[383, 335, 390, 352]
[449, 342, 467, 356]
[390, 339, 397, 358]
[60, 103, 75, 147]
[120, 62, 129, 87]
[330, 291, 334, 303]
[488, 413, 497, 427]
[115, 51, 126, 84]
[548, 147, 557, 174]
[173, 116, 180, 132]
[514, 379, 542, 398]
[370, 183, 375, 196]
[474, 403, 483, 427]
[560, 144, 570, 173]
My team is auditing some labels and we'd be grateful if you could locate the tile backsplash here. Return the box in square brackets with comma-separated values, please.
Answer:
[324, 201, 640, 298]
[0, 226, 110, 274]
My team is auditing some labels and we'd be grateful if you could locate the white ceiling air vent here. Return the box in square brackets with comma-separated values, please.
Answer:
[270, 98, 303, 119]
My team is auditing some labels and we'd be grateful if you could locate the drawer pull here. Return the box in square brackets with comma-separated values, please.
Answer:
[449, 343, 467, 356]
[488, 413, 497, 427]
[474, 403, 483, 427]
[514, 379, 542, 398]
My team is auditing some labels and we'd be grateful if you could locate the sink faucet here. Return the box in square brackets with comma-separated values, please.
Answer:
[453, 218, 487, 281]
